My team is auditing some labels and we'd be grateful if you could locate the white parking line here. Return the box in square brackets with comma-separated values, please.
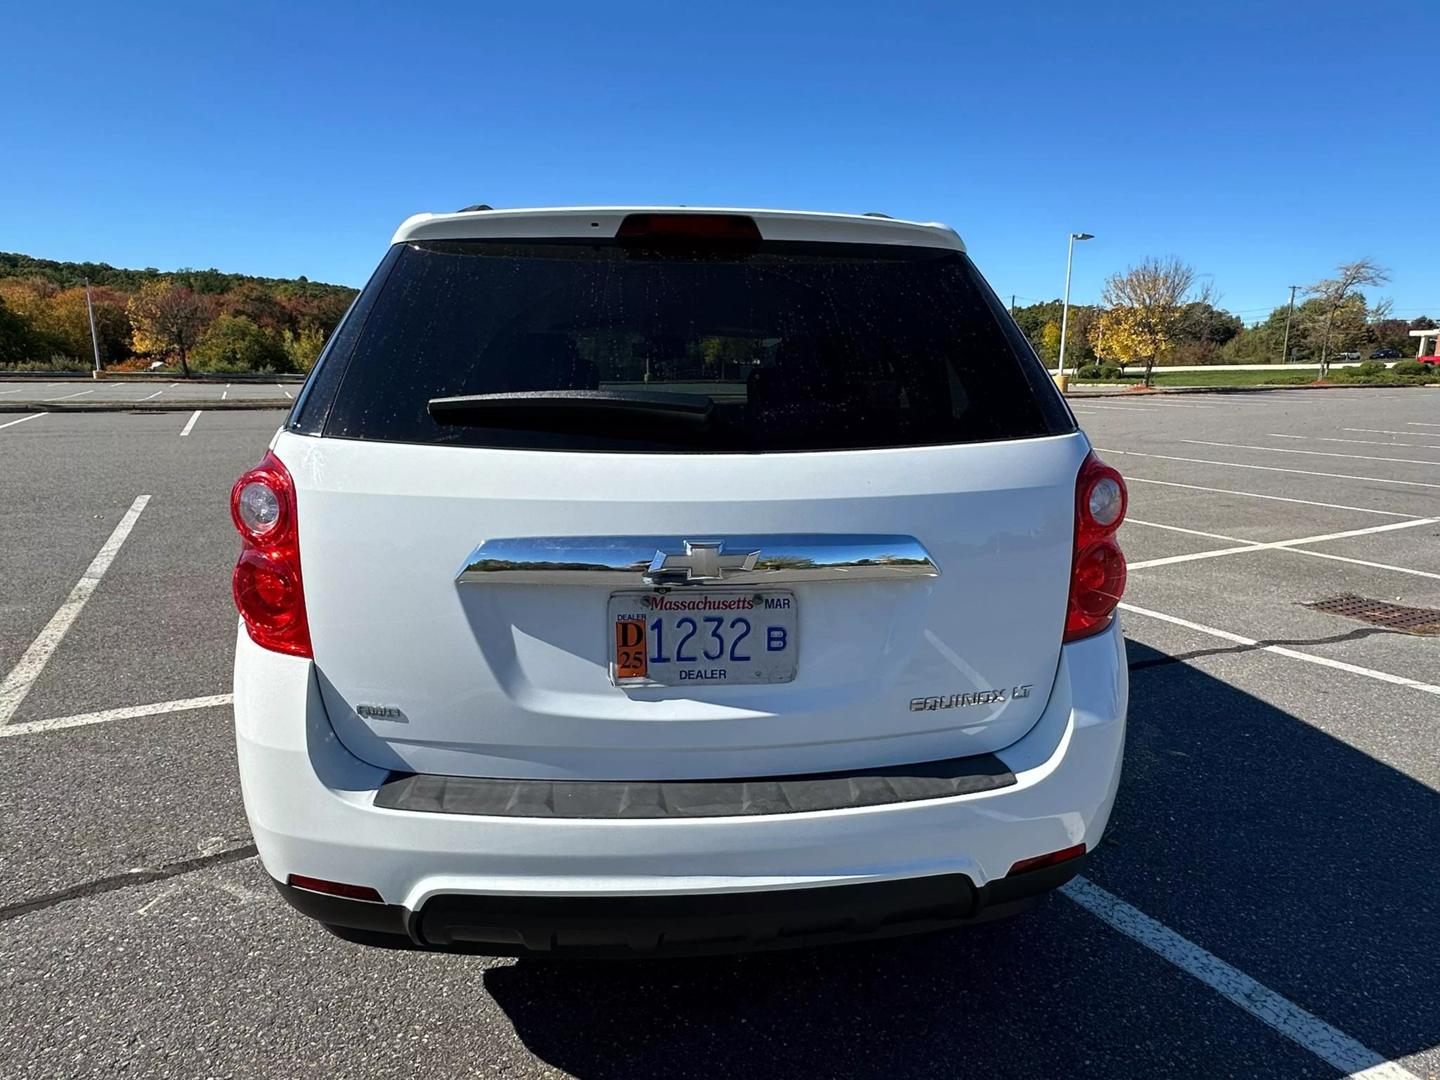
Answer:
[1146, 401, 1215, 409]
[1409, 422, 1440, 428]
[221, 390, 228, 400]
[1098, 448, 1440, 491]
[1345, 428, 1440, 437]
[1122, 476, 1418, 518]
[44, 388, 95, 402]
[179, 410, 201, 436]
[134, 390, 163, 402]
[1180, 439, 1440, 467]
[1062, 878, 1418, 1080]
[1126, 518, 1440, 579]
[0, 413, 44, 431]
[1071, 403, 1162, 412]
[0, 495, 152, 725]
[1270, 433, 1440, 451]
[0, 694, 232, 738]
[0, 388, 26, 395]
[1118, 602, 1440, 696]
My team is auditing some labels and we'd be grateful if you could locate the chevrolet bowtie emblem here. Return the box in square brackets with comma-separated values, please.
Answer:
[645, 540, 761, 584]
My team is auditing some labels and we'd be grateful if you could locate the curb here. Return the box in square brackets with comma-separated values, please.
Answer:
[1066, 382, 1438, 399]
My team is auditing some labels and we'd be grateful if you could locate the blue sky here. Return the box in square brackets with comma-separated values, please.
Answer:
[3, 1, 1436, 322]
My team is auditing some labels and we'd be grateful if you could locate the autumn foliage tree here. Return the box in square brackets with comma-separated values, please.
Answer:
[1089, 257, 1206, 387]
[127, 281, 214, 376]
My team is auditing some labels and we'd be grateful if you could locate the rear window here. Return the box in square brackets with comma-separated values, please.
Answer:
[295, 238, 1073, 452]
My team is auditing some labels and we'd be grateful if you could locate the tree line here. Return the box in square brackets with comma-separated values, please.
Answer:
[0, 252, 357, 375]
[1012, 257, 1433, 386]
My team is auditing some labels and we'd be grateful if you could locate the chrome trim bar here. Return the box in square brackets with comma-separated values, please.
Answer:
[456, 534, 939, 586]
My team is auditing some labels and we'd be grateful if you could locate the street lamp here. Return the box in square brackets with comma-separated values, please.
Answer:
[1056, 232, 1094, 380]
[83, 279, 103, 376]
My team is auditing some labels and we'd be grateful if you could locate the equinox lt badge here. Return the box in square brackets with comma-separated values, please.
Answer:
[909, 685, 1032, 711]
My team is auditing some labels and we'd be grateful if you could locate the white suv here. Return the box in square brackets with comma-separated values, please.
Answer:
[230, 207, 1129, 956]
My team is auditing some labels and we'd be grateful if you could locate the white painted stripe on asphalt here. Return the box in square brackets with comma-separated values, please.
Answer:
[0, 388, 24, 395]
[1279, 546, 1440, 582]
[0, 413, 44, 431]
[1270, 433, 1440, 451]
[134, 390, 163, 402]
[1125, 517, 1440, 579]
[1118, 602, 1440, 696]
[1062, 877, 1419, 1080]
[1180, 439, 1440, 467]
[1122, 476, 1418, 518]
[0, 694, 232, 738]
[1409, 422, 1440, 428]
[0, 495, 152, 725]
[1098, 448, 1440, 491]
[221, 390, 228, 400]
[44, 388, 95, 402]
[179, 410, 201, 436]
[1127, 545, 1259, 569]
[1345, 428, 1440, 437]
[1127, 518, 1249, 544]
[1071, 403, 1162, 412]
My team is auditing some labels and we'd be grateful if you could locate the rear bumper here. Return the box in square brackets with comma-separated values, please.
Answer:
[275, 856, 1087, 956]
[234, 619, 1127, 953]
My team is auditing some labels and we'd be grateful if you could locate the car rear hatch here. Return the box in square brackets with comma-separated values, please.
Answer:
[281, 211, 1084, 781]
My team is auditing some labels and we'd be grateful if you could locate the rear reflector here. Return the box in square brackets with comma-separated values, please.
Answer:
[616, 213, 762, 243]
[286, 874, 385, 903]
[1006, 843, 1086, 877]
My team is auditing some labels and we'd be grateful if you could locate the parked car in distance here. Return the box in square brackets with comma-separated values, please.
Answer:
[1333, 351, 1362, 362]
[1370, 348, 1401, 359]
[230, 205, 1130, 957]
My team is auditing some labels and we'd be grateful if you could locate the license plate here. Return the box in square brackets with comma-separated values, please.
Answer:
[608, 590, 798, 687]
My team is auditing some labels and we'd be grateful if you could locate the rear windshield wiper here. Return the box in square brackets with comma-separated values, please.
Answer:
[428, 389, 715, 429]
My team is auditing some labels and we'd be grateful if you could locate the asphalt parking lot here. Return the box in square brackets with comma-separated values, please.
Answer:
[0, 378, 294, 408]
[2, 387, 1438, 1078]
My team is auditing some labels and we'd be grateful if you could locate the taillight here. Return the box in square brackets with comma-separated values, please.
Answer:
[230, 451, 311, 657]
[1065, 451, 1128, 642]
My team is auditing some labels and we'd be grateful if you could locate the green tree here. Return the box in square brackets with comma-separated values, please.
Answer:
[192, 314, 289, 372]
[38, 286, 132, 366]
[0, 295, 44, 364]
[1304, 258, 1390, 377]
[283, 325, 326, 372]
[1039, 320, 1061, 363]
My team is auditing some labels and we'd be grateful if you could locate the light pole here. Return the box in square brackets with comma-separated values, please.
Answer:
[83, 278, 103, 375]
[1056, 232, 1094, 380]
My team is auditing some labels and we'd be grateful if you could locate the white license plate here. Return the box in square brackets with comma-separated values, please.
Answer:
[608, 590, 798, 687]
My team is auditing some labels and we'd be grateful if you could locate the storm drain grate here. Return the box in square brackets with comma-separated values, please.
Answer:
[1303, 594, 1440, 636]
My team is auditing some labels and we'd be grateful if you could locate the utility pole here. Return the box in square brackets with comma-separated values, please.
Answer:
[1279, 284, 1299, 364]
[1010, 294, 1016, 315]
[83, 278, 103, 375]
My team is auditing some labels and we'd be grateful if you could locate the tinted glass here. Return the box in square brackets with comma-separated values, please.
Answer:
[309, 239, 1072, 452]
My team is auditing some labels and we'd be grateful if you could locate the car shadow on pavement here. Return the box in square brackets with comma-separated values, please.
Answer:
[483, 639, 1439, 1078]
